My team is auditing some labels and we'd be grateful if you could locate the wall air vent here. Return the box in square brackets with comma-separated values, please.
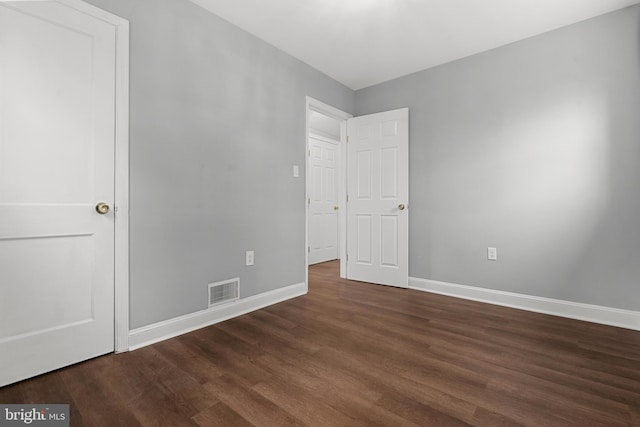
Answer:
[208, 278, 240, 307]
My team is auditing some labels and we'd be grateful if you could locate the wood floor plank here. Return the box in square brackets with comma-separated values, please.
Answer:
[310, 345, 479, 423]
[1, 259, 639, 426]
[251, 376, 363, 426]
[20, 371, 87, 426]
[252, 352, 423, 427]
[191, 401, 253, 427]
[472, 406, 526, 427]
[201, 375, 304, 426]
[179, 328, 271, 388]
[152, 338, 225, 384]
[59, 357, 143, 426]
[377, 392, 476, 427]
[428, 340, 640, 411]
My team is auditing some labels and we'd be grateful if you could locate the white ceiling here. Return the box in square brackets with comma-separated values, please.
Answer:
[190, 0, 640, 90]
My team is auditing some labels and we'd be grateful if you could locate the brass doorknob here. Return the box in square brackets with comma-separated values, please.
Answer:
[334, 205, 339, 211]
[398, 203, 406, 211]
[95, 202, 110, 215]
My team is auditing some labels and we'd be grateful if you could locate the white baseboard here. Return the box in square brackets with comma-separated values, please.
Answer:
[128, 282, 307, 350]
[409, 277, 640, 331]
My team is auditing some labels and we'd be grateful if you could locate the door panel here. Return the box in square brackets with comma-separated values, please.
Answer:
[0, 1, 116, 387]
[308, 136, 339, 264]
[380, 215, 399, 267]
[381, 148, 398, 199]
[347, 108, 408, 287]
[356, 151, 373, 199]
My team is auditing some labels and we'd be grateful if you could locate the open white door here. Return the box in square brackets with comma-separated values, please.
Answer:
[0, 1, 121, 386]
[347, 108, 409, 288]
[308, 136, 339, 264]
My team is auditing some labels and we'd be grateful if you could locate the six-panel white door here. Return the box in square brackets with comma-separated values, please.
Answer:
[347, 108, 409, 288]
[308, 136, 339, 264]
[0, 1, 117, 386]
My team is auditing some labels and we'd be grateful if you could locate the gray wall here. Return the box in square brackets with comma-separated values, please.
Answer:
[85, 0, 354, 328]
[355, 5, 640, 311]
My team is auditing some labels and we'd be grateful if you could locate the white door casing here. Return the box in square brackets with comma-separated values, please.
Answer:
[346, 108, 409, 288]
[308, 135, 339, 265]
[0, 0, 129, 387]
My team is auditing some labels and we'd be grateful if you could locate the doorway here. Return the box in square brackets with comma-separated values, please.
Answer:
[305, 98, 351, 284]
[308, 115, 340, 264]
[305, 99, 409, 290]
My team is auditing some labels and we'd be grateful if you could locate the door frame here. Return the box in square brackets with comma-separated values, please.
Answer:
[57, 0, 130, 352]
[305, 97, 351, 287]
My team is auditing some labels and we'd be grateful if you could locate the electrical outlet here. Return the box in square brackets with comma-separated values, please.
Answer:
[246, 250, 254, 266]
[487, 247, 497, 261]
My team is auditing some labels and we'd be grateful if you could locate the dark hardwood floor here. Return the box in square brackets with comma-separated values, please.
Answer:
[2, 260, 640, 426]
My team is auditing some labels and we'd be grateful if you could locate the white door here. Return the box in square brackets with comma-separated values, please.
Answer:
[308, 136, 339, 264]
[0, 1, 117, 386]
[347, 108, 409, 288]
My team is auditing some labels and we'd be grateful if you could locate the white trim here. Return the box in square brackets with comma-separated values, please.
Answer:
[409, 277, 640, 331]
[113, 11, 130, 354]
[128, 282, 306, 350]
[338, 118, 348, 279]
[56, 0, 130, 352]
[56, 0, 125, 24]
[308, 98, 353, 120]
[305, 97, 352, 283]
[308, 133, 340, 145]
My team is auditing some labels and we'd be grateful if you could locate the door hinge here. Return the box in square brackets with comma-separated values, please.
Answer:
[347, 135, 349, 143]
[346, 194, 349, 202]
[308, 246, 310, 253]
